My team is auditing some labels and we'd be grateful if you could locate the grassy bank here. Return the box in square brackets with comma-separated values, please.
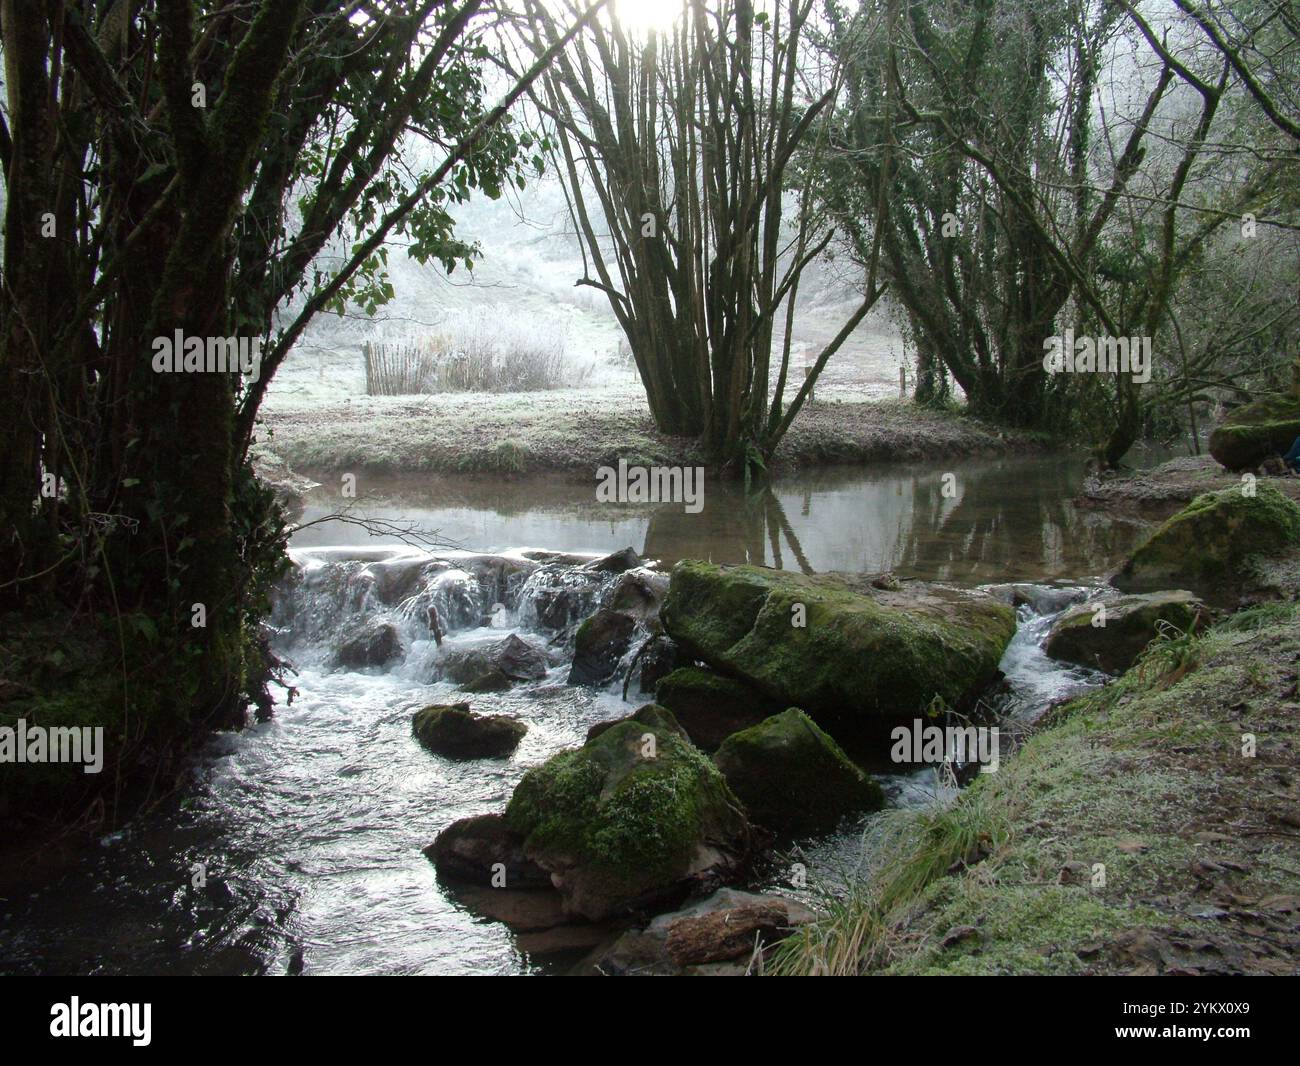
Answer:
[258, 391, 1044, 477]
[774, 602, 1300, 975]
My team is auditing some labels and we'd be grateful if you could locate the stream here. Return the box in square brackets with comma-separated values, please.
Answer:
[0, 455, 1152, 975]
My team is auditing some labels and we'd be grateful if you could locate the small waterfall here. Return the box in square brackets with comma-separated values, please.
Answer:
[271, 547, 635, 681]
[985, 583, 1108, 724]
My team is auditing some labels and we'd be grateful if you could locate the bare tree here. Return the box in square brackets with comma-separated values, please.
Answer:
[515, 0, 885, 474]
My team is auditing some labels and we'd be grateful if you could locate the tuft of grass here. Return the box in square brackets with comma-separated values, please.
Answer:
[769, 793, 1008, 975]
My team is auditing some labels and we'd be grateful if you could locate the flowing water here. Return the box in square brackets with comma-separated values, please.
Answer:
[1, 455, 1152, 975]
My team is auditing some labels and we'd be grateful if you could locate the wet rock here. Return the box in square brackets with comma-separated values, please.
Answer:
[462, 669, 513, 693]
[585, 546, 642, 574]
[713, 709, 884, 834]
[493, 633, 548, 679]
[334, 619, 403, 669]
[505, 709, 753, 920]
[653, 666, 777, 752]
[425, 813, 551, 887]
[1113, 485, 1300, 603]
[439, 633, 548, 686]
[662, 561, 1015, 734]
[983, 582, 1088, 616]
[1208, 394, 1300, 471]
[1045, 591, 1210, 673]
[573, 888, 816, 975]
[447, 887, 569, 930]
[636, 635, 684, 695]
[609, 569, 670, 619]
[515, 923, 619, 957]
[412, 702, 527, 759]
[367, 556, 444, 606]
[568, 608, 636, 686]
[525, 568, 606, 631]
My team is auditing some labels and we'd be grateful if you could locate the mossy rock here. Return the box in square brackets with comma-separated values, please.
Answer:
[660, 561, 1016, 735]
[654, 666, 779, 752]
[1208, 395, 1300, 471]
[412, 702, 526, 759]
[586, 702, 691, 744]
[713, 709, 884, 835]
[1045, 592, 1210, 674]
[1114, 485, 1300, 602]
[504, 706, 752, 920]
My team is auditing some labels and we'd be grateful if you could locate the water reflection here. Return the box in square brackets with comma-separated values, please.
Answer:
[293, 457, 1150, 584]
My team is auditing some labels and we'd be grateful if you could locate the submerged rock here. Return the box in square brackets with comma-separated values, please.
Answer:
[439, 633, 549, 687]
[524, 569, 606, 631]
[1114, 485, 1300, 602]
[412, 702, 527, 759]
[654, 666, 776, 752]
[1208, 394, 1300, 471]
[713, 709, 884, 834]
[504, 707, 753, 920]
[425, 813, 550, 887]
[1045, 592, 1210, 673]
[335, 619, 403, 669]
[661, 561, 1016, 733]
[567, 608, 636, 686]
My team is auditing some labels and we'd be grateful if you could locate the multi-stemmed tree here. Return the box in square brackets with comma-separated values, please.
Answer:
[516, 0, 885, 475]
[0, 0, 601, 823]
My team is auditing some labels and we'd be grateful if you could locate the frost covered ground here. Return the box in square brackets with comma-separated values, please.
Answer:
[259, 175, 999, 475]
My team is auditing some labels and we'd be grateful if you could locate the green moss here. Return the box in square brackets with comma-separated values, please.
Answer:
[661, 561, 1015, 729]
[713, 709, 884, 833]
[654, 666, 777, 751]
[1208, 393, 1300, 471]
[1117, 484, 1300, 600]
[504, 712, 747, 906]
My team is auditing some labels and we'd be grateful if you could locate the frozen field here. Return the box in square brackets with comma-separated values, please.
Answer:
[264, 176, 910, 415]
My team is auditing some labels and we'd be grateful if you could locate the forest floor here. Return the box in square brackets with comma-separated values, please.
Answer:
[257, 386, 1044, 478]
[778, 599, 1300, 976]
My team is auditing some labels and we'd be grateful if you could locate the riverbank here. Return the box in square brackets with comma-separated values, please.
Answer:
[774, 600, 1300, 975]
[257, 388, 1045, 478]
[1077, 455, 1300, 518]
